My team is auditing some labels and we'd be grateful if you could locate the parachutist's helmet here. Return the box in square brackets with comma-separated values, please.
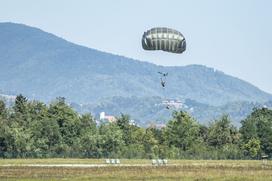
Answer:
[142, 27, 186, 54]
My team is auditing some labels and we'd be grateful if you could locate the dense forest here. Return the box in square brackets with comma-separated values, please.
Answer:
[0, 94, 271, 159]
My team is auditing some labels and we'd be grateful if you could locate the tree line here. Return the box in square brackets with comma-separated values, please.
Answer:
[0, 94, 271, 159]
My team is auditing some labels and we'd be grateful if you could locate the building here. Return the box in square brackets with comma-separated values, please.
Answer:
[99, 112, 117, 123]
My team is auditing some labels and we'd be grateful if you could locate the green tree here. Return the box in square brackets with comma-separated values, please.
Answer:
[14, 94, 28, 114]
[80, 132, 99, 158]
[207, 115, 239, 148]
[143, 128, 159, 159]
[27, 101, 48, 123]
[243, 138, 261, 159]
[31, 118, 61, 157]
[11, 94, 29, 127]
[164, 111, 200, 151]
[79, 113, 98, 157]
[98, 123, 124, 158]
[79, 113, 96, 133]
[0, 114, 10, 156]
[0, 100, 7, 119]
[6, 95, 33, 157]
[116, 114, 131, 145]
[48, 97, 80, 146]
[240, 108, 272, 157]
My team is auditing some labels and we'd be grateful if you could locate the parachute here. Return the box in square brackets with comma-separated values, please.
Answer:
[142, 27, 186, 54]
[142, 27, 186, 109]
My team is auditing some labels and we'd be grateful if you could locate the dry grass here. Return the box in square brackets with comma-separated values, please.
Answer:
[0, 159, 271, 181]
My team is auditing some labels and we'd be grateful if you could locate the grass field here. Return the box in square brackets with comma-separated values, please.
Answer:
[0, 159, 271, 181]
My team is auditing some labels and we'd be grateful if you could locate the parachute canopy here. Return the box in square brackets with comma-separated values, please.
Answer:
[142, 27, 186, 54]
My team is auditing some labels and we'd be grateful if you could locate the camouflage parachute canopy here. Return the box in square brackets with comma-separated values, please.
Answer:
[142, 27, 186, 54]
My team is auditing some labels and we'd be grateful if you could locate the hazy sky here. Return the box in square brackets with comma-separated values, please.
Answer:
[0, 0, 271, 93]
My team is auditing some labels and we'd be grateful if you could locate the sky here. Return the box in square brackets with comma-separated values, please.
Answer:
[0, 0, 272, 93]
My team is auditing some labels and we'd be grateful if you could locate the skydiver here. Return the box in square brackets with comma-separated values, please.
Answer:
[160, 78, 166, 88]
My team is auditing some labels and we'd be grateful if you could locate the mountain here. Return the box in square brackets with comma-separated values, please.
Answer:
[0, 22, 272, 124]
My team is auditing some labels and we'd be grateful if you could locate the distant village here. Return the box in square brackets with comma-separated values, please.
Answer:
[98, 111, 169, 128]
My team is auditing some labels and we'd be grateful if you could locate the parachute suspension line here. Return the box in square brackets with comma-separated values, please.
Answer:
[161, 78, 166, 100]
[162, 84, 169, 109]
[158, 72, 169, 109]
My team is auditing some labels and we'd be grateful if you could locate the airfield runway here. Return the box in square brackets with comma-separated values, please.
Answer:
[1, 160, 272, 181]
[0, 163, 158, 168]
